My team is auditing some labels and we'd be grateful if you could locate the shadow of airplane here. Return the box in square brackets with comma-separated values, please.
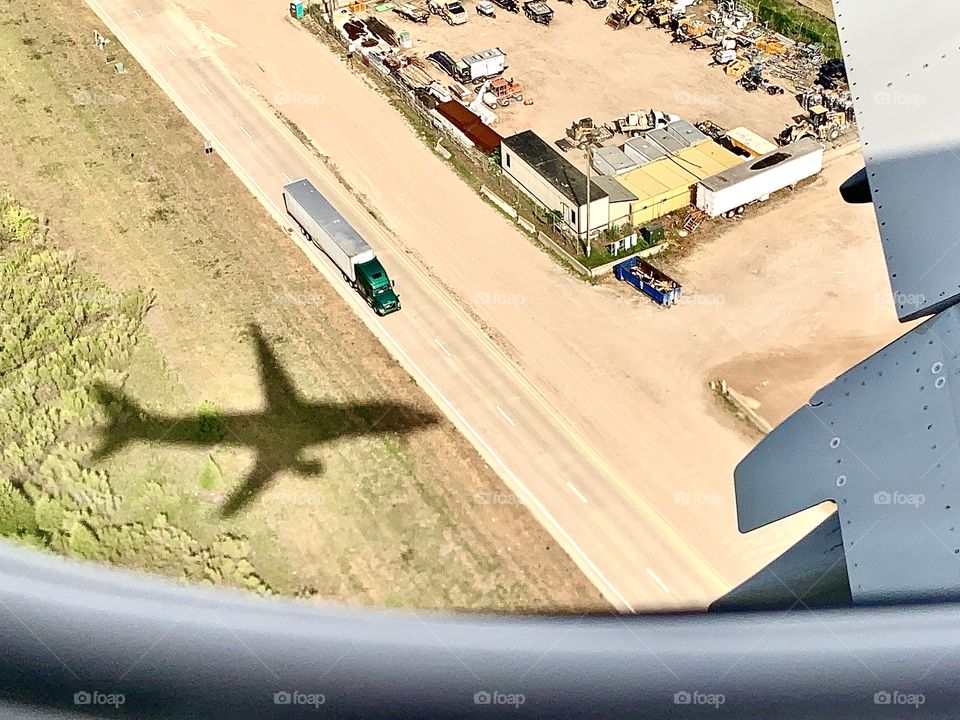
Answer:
[91, 324, 439, 517]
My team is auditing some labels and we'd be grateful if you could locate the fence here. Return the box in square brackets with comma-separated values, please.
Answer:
[302, 11, 596, 269]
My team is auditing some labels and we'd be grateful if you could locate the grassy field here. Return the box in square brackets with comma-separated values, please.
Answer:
[0, 0, 607, 612]
[747, 0, 841, 57]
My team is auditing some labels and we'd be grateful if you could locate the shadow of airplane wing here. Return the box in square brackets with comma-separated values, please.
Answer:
[249, 324, 300, 412]
[217, 401, 441, 517]
[219, 455, 283, 518]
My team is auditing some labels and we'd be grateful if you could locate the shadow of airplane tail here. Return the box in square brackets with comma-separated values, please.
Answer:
[89, 382, 143, 461]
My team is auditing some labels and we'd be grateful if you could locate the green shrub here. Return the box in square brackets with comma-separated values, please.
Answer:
[0, 479, 39, 537]
[196, 401, 227, 442]
[0, 196, 268, 594]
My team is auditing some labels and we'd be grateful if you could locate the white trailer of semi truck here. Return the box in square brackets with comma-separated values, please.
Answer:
[283, 178, 374, 281]
[695, 137, 823, 218]
[283, 179, 400, 315]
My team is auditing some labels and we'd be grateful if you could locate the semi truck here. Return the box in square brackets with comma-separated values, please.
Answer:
[283, 179, 401, 316]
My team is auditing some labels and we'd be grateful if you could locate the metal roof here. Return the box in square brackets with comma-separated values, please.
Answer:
[461, 47, 504, 64]
[283, 178, 371, 256]
[502, 130, 608, 207]
[623, 137, 667, 164]
[669, 140, 745, 180]
[593, 145, 637, 175]
[645, 127, 687, 155]
[614, 157, 698, 204]
[593, 175, 637, 204]
[435, 100, 503, 155]
[664, 119, 710, 148]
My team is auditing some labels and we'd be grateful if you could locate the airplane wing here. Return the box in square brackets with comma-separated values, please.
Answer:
[249, 324, 300, 411]
[732, 0, 960, 604]
[839, 0, 960, 321]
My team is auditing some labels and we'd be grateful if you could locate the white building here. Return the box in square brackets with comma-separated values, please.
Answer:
[501, 130, 610, 241]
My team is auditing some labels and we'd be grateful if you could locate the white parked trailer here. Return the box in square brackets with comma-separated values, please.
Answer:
[459, 47, 506, 81]
[695, 137, 823, 218]
[283, 178, 375, 282]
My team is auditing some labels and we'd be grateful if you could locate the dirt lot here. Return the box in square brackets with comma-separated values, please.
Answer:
[390, 0, 804, 143]
[795, 0, 834, 19]
[670, 146, 908, 430]
[0, 0, 606, 612]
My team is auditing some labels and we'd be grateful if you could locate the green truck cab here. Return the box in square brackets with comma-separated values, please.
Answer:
[355, 258, 401, 315]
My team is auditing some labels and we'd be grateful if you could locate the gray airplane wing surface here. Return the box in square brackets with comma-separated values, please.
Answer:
[838, 0, 960, 321]
[734, 1, 960, 604]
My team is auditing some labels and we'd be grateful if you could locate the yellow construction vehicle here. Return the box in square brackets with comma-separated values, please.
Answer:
[755, 35, 789, 56]
[779, 104, 847, 145]
[605, 0, 645, 29]
[724, 58, 751, 79]
[675, 18, 709, 42]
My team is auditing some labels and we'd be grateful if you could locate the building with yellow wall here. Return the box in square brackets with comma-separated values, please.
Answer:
[614, 139, 743, 226]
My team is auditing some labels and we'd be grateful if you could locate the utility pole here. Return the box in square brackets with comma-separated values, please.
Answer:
[584, 144, 592, 258]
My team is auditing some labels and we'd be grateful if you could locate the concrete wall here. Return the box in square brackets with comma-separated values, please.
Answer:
[502, 144, 609, 239]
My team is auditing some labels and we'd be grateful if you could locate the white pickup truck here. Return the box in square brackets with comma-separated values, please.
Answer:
[428, 0, 468, 24]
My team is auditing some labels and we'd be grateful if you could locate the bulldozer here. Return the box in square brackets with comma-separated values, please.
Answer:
[566, 117, 597, 143]
[779, 104, 846, 145]
[605, 0, 646, 29]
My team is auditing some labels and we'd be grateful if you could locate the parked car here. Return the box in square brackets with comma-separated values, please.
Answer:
[585, 0, 607, 7]
[476, 0, 496, 16]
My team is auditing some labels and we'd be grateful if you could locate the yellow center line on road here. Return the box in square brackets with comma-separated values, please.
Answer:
[84, 0, 639, 612]
[87, 0, 729, 601]
[239, 82, 731, 597]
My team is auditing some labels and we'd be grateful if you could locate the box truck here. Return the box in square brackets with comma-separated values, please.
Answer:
[283, 179, 401, 315]
[459, 48, 506, 81]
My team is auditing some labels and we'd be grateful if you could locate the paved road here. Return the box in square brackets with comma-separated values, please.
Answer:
[83, 0, 809, 611]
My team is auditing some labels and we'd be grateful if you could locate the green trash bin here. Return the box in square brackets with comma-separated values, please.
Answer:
[641, 223, 664, 246]
[289, 2, 305, 19]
